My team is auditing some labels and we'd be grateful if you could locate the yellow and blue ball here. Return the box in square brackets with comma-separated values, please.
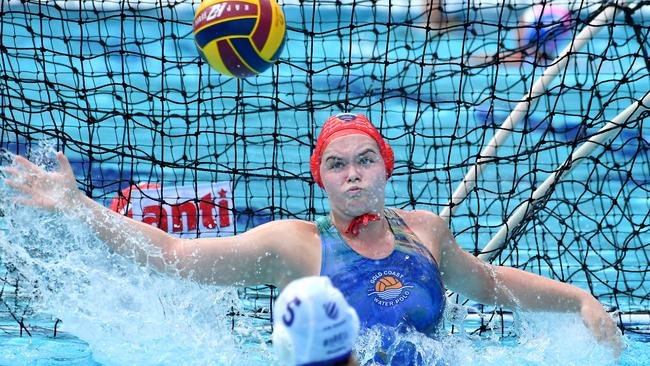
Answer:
[193, 0, 286, 78]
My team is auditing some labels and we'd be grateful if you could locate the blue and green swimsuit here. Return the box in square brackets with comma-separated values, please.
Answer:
[317, 208, 446, 364]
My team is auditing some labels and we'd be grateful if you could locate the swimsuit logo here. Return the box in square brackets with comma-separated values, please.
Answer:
[367, 271, 414, 307]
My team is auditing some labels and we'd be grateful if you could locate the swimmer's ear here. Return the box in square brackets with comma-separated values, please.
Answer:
[56, 152, 74, 175]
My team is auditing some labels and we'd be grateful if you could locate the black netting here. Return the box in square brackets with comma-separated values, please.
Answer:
[1, 0, 648, 340]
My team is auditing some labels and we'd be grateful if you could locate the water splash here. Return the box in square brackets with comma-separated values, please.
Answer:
[0, 148, 645, 365]
[354, 312, 622, 366]
[0, 149, 273, 366]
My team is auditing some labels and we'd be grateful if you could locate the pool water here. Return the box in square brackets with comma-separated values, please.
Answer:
[5, 208, 642, 366]
[1, 0, 649, 365]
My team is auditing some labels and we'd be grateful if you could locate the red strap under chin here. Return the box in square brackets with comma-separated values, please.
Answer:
[344, 213, 381, 236]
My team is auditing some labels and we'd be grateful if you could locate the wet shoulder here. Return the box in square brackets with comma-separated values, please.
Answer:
[389, 208, 443, 263]
[262, 219, 320, 248]
[266, 219, 322, 284]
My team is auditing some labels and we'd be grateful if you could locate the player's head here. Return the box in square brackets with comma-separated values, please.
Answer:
[310, 113, 394, 189]
[273, 276, 360, 366]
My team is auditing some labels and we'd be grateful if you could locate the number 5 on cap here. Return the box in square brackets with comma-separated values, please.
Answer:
[282, 297, 301, 326]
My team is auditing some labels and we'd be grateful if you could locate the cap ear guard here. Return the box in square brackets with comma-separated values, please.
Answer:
[346, 304, 361, 346]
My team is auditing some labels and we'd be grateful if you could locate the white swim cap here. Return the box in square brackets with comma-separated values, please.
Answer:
[273, 276, 360, 366]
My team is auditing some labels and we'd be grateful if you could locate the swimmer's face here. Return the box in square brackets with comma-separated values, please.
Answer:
[320, 134, 386, 217]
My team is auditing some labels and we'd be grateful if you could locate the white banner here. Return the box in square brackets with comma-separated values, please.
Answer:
[111, 182, 234, 238]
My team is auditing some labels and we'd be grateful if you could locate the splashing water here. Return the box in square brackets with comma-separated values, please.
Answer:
[0, 147, 647, 366]
[350, 244, 632, 365]
[0, 147, 273, 366]
[354, 311, 627, 366]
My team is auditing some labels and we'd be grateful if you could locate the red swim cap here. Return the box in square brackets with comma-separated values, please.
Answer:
[310, 113, 394, 188]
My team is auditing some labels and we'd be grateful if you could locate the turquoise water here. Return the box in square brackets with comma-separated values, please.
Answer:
[1, 1, 649, 365]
